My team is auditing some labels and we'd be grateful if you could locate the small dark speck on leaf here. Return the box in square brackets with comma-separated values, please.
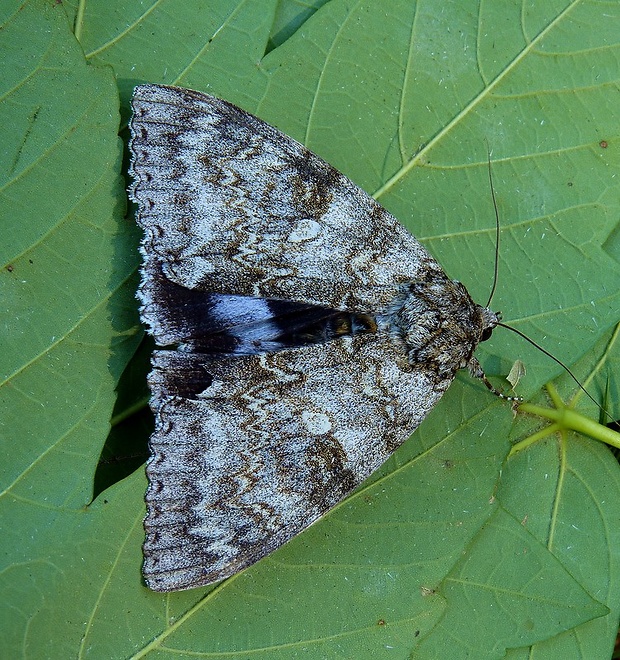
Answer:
[599, 140, 608, 149]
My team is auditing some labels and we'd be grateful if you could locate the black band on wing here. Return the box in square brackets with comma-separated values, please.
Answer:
[196, 303, 377, 355]
[148, 269, 377, 355]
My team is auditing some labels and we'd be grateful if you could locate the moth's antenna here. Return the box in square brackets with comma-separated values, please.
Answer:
[483, 150, 611, 421]
[485, 145, 501, 308]
[497, 321, 613, 421]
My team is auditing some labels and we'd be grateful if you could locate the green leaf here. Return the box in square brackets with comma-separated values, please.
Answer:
[3, 0, 620, 658]
[418, 507, 609, 657]
[0, 1, 140, 516]
[268, 0, 329, 52]
[0, 0, 140, 644]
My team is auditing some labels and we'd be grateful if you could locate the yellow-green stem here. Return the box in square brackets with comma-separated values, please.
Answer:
[518, 402, 620, 449]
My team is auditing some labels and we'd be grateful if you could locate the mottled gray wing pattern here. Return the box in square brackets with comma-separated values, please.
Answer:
[144, 334, 446, 592]
[129, 84, 438, 342]
[129, 84, 495, 592]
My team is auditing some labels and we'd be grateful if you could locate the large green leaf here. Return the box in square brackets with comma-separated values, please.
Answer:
[2, 0, 619, 658]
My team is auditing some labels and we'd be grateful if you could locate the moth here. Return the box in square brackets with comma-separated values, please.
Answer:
[129, 84, 502, 592]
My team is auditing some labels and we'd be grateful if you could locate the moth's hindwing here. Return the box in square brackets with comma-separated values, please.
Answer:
[129, 84, 494, 592]
[144, 338, 442, 591]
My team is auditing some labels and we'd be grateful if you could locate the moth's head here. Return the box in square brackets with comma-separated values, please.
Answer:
[477, 306, 501, 343]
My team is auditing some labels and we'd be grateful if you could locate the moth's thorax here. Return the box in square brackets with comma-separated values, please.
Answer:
[382, 268, 499, 379]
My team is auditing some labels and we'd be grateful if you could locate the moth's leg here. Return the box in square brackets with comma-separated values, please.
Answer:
[468, 357, 523, 402]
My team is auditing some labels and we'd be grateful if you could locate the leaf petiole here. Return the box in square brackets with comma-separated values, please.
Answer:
[511, 383, 620, 455]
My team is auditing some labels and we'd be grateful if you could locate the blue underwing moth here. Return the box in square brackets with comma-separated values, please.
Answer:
[128, 84, 501, 592]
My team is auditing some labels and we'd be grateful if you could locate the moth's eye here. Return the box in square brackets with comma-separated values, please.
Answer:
[480, 327, 493, 342]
